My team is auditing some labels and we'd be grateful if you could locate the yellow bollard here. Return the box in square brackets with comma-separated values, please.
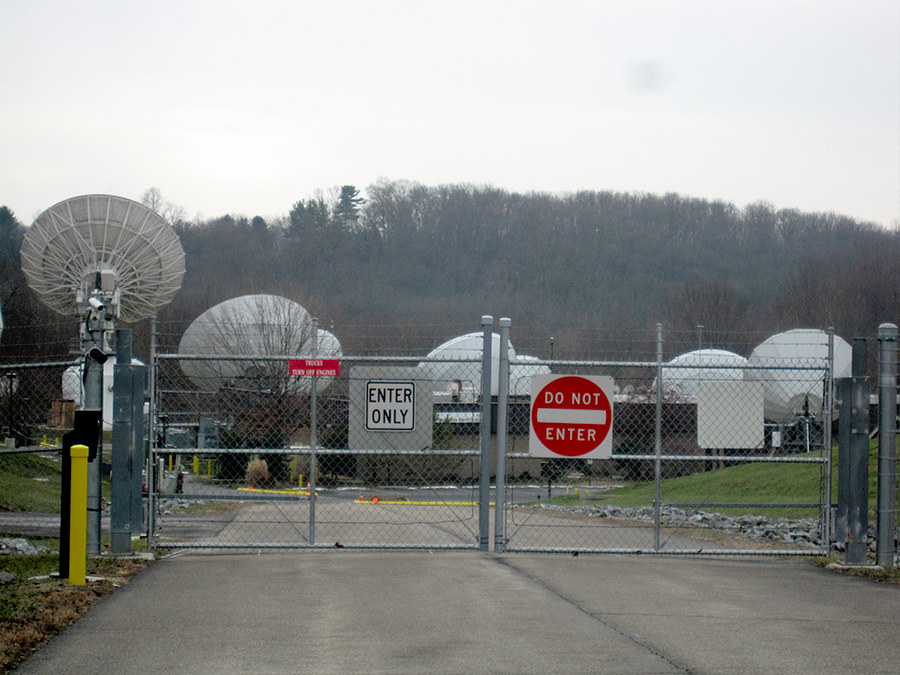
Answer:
[68, 444, 89, 585]
[168, 455, 173, 472]
[298, 473, 303, 489]
[193, 455, 199, 474]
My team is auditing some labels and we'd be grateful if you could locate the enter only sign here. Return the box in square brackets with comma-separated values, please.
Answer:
[529, 374, 614, 459]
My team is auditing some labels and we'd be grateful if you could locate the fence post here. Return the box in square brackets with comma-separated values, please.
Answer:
[479, 315, 494, 552]
[822, 328, 835, 549]
[876, 323, 898, 567]
[83, 331, 105, 557]
[494, 317, 510, 553]
[653, 323, 663, 551]
[148, 316, 157, 549]
[835, 377, 850, 545]
[68, 444, 90, 585]
[847, 339, 870, 564]
[309, 318, 319, 546]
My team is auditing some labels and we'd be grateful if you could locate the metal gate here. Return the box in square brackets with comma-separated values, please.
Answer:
[148, 320, 495, 550]
[149, 320, 835, 555]
[498, 324, 832, 556]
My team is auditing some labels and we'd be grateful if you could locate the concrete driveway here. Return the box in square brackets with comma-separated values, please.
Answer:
[15, 551, 900, 674]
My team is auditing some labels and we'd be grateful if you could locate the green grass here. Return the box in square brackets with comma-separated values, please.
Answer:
[548, 437, 898, 521]
[545, 452, 828, 519]
[0, 453, 63, 512]
[0, 451, 112, 513]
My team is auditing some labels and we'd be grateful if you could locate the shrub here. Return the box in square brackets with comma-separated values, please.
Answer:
[246, 458, 269, 487]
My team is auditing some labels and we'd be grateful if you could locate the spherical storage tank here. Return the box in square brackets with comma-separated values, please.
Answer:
[658, 349, 748, 399]
[178, 294, 341, 394]
[744, 328, 851, 421]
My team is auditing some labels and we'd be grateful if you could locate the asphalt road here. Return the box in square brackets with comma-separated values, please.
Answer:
[14, 551, 900, 674]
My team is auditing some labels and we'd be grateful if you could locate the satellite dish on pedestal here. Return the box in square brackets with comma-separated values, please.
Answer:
[20, 193, 184, 555]
[20, 194, 185, 323]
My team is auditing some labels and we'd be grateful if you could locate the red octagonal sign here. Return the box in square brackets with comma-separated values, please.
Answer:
[529, 374, 614, 458]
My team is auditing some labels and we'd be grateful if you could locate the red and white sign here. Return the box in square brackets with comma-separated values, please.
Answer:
[289, 359, 340, 377]
[529, 374, 614, 458]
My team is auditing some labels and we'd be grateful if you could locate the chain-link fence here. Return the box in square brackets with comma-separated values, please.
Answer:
[150, 352, 488, 549]
[7, 322, 891, 559]
[0, 361, 79, 535]
[502, 355, 831, 554]
[148, 323, 841, 555]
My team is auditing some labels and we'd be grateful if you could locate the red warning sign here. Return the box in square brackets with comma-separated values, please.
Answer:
[529, 374, 614, 458]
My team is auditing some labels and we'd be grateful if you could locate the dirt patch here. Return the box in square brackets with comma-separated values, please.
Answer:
[0, 558, 150, 673]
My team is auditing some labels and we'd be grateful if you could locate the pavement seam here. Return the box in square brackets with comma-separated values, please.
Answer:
[493, 556, 695, 675]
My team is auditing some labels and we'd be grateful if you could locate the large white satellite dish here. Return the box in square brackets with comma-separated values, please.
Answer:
[419, 331, 517, 398]
[21, 194, 185, 323]
[744, 329, 851, 421]
[178, 294, 341, 394]
[658, 349, 748, 400]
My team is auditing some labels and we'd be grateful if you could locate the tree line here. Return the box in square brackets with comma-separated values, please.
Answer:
[1, 180, 897, 362]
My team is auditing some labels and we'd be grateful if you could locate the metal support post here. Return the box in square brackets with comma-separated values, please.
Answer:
[848, 339, 870, 564]
[309, 318, 318, 546]
[111, 329, 133, 554]
[822, 329, 835, 547]
[479, 315, 494, 552]
[84, 329, 106, 556]
[147, 316, 157, 548]
[653, 323, 663, 551]
[835, 377, 850, 545]
[876, 323, 898, 567]
[494, 318, 510, 553]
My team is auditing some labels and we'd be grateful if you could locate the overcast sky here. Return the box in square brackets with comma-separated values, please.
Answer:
[2, 0, 898, 228]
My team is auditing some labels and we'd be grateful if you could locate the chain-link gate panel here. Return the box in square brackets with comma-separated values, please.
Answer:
[0, 362, 81, 536]
[151, 354, 486, 549]
[502, 355, 830, 555]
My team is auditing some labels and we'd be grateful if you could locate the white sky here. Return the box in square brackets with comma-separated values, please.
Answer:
[2, 0, 898, 227]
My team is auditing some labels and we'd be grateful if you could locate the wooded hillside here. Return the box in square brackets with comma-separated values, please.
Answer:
[1, 180, 897, 360]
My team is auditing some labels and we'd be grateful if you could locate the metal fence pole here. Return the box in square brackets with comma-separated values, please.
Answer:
[309, 318, 319, 546]
[835, 377, 850, 545]
[876, 322, 898, 567]
[110, 329, 133, 554]
[494, 317, 510, 553]
[848, 339, 870, 564]
[653, 323, 663, 551]
[147, 316, 157, 548]
[822, 328, 835, 548]
[479, 315, 494, 552]
[84, 329, 105, 556]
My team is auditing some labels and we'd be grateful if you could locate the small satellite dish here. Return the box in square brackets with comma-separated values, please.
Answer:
[20, 194, 185, 323]
[744, 329, 851, 421]
[178, 294, 341, 394]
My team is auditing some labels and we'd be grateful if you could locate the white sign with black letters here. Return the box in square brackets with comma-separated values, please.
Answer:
[366, 380, 416, 431]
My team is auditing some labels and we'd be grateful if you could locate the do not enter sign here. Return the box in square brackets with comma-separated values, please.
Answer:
[529, 374, 614, 459]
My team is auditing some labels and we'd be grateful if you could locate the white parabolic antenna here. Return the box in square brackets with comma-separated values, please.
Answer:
[744, 329, 851, 421]
[419, 332, 531, 398]
[658, 349, 748, 400]
[20, 194, 185, 322]
[178, 294, 341, 394]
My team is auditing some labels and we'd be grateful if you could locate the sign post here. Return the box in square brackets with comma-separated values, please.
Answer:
[529, 374, 614, 459]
